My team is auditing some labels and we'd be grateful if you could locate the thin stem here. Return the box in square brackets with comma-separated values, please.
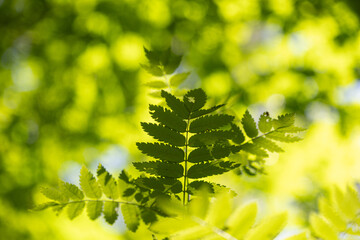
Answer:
[183, 118, 191, 205]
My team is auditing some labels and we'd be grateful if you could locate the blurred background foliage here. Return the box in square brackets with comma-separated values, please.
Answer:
[1, 0, 360, 239]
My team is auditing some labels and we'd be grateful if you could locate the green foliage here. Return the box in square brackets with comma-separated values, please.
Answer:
[151, 191, 293, 240]
[309, 184, 360, 239]
[34, 48, 305, 236]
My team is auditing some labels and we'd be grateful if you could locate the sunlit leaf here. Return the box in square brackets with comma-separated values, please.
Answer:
[80, 166, 102, 199]
[67, 202, 85, 220]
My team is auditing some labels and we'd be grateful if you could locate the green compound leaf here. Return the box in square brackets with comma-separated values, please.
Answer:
[231, 123, 245, 144]
[189, 114, 234, 133]
[80, 166, 102, 199]
[258, 112, 272, 133]
[187, 162, 232, 179]
[266, 132, 302, 142]
[161, 90, 189, 119]
[86, 201, 103, 220]
[133, 161, 184, 178]
[136, 142, 184, 163]
[144, 80, 167, 89]
[183, 88, 207, 112]
[241, 110, 258, 138]
[41, 187, 68, 203]
[190, 104, 225, 119]
[97, 165, 119, 200]
[104, 201, 119, 225]
[67, 202, 85, 220]
[60, 181, 84, 201]
[188, 147, 213, 163]
[188, 130, 233, 147]
[253, 137, 284, 153]
[149, 105, 187, 132]
[141, 123, 185, 146]
[121, 204, 140, 232]
[170, 72, 190, 87]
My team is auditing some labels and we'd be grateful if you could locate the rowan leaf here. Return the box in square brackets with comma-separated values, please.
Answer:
[104, 201, 119, 225]
[170, 72, 190, 87]
[226, 202, 258, 239]
[67, 202, 85, 220]
[133, 161, 184, 178]
[187, 162, 231, 179]
[241, 110, 258, 138]
[189, 114, 234, 133]
[149, 105, 187, 132]
[121, 204, 140, 232]
[188, 147, 213, 163]
[273, 113, 295, 129]
[32, 202, 59, 211]
[241, 143, 269, 157]
[144, 80, 167, 89]
[97, 164, 119, 200]
[189, 130, 233, 147]
[245, 212, 288, 240]
[41, 187, 68, 203]
[190, 104, 225, 119]
[161, 90, 189, 119]
[141, 123, 185, 146]
[258, 112, 272, 133]
[253, 137, 284, 153]
[266, 132, 302, 142]
[86, 201, 103, 220]
[80, 165, 102, 199]
[59, 181, 84, 200]
[136, 142, 184, 163]
[231, 123, 245, 144]
[183, 88, 207, 112]
[211, 143, 232, 159]
[141, 208, 158, 225]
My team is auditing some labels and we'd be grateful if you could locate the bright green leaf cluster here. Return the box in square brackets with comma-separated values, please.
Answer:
[310, 184, 360, 239]
[34, 165, 166, 231]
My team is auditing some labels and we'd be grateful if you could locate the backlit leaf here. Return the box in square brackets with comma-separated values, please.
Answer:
[189, 114, 234, 133]
[67, 202, 85, 220]
[141, 123, 185, 146]
[97, 164, 119, 200]
[149, 105, 187, 132]
[60, 181, 84, 201]
[104, 201, 119, 225]
[183, 88, 207, 112]
[161, 90, 189, 119]
[80, 165, 102, 199]
[170, 72, 190, 87]
[133, 161, 184, 178]
[136, 142, 184, 163]
[86, 201, 103, 220]
[258, 112, 272, 133]
[241, 110, 258, 138]
[121, 204, 140, 232]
